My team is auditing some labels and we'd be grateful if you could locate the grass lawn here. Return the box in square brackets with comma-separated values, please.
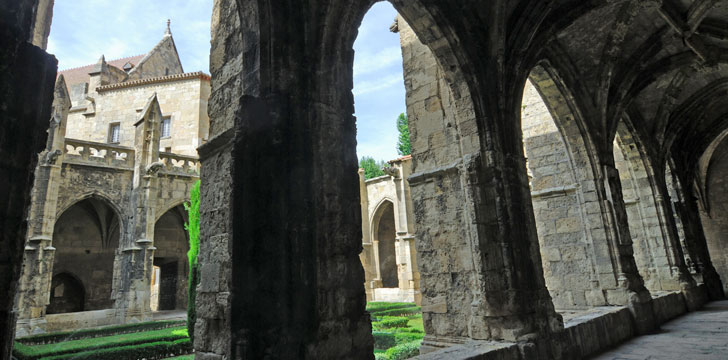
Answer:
[13, 326, 191, 360]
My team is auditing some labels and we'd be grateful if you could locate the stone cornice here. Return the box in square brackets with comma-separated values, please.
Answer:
[96, 72, 211, 93]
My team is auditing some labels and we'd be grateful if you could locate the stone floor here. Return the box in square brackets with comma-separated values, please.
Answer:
[592, 300, 728, 359]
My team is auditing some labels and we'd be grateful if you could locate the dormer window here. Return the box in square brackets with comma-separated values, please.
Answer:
[123, 62, 134, 72]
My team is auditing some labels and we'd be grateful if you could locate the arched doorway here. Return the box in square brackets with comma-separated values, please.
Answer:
[373, 200, 398, 288]
[47, 273, 85, 314]
[152, 204, 189, 311]
[51, 197, 120, 313]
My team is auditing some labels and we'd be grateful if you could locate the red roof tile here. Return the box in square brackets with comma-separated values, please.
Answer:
[58, 54, 146, 87]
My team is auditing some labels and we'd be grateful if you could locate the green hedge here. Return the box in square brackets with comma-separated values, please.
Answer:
[372, 331, 422, 350]
[40, 338, 192, 360]
[15, 320, 185, 345]
[373, 317, 409, 329]
[384, 340, 421, 360]
[366, 302, 415, 312]
[13, 327, 188, 360]
[371, 306, 421, 317]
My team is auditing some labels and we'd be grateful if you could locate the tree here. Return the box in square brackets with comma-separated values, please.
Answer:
[184, 180, 201, 343]
[360, 156, 388, 180]
[396, 113, 411, 156]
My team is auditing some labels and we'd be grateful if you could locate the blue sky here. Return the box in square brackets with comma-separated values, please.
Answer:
[48, 1, 405, 162]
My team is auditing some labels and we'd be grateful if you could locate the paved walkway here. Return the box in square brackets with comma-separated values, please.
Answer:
[593, 300, 728, 359]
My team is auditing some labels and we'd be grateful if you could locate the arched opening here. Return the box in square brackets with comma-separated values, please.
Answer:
[51, 197, 120, 313]
[520, 77, 596, 309]
[372, 200, 398, 288]
[612, 125, 684, 292]
[152, 204, 189, 311]
[47, 273, 85, 314]
[699, 136, 728, 295]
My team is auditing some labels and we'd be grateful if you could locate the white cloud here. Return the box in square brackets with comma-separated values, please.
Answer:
[353, 73, 403, 96]
[353, 46, 402, 77]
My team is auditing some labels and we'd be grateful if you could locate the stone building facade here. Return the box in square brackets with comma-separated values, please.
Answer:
[13, 27, 207, 336]
[359, 156, 420, 304]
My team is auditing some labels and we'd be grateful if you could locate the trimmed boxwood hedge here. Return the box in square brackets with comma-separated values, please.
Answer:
[40, 338, 192, 360]
[384, 340, 422, 360]
[372, 331, 422, 350]
[16, 320, 185, 345]
[373, 317, 409, 329]
[13, 327, 188, 360]
[366, 302, 415, 312]
[370, 306, 421, 317]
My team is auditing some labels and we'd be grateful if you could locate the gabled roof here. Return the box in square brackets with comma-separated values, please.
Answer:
[59, 54, 145, 88]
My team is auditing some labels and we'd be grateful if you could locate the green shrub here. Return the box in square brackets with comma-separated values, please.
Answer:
[15, 320, 185, 345]
[384, 340, 422, 360]
[372, 331, 396, 349]
[185, 180, 201, 343]
[374, 317, 409, 329]
[374, 353, 389, 360]
[371, 306, 421, 317]
[41, 338, 192, 360]
[13, 327, 188, 360]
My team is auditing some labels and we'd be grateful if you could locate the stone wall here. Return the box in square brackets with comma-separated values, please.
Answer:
[66, 76, 210, 157]
[521, 80, 596, 309]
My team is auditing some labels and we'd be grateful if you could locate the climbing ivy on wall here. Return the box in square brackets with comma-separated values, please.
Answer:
[184, 180, 201, 344]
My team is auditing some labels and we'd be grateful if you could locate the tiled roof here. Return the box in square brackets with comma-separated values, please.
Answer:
[58, 54, 146, 87]
[95, 72, 211, 92]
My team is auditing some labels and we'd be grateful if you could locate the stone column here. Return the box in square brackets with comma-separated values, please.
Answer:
[677, 190, 725, 300]
[115, 94, 163, 323]
[15, 76, 71, 336]
[0, 1, 57, 355]
[651, 169, 704, 309]
[358, 168, 376, 301]
[600, 162, 655, 333]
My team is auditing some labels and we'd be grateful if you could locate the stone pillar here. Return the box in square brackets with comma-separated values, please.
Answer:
[359, 168, 376, 301]
[677, 190, 725, 300]
[115, 94, 163, 322]
[0, 1, 57, 355]
[651, 169, 705, 309]
[390, 159, 421, 304]
[600, 162, 655, 333]
[15, 76, 71, 336]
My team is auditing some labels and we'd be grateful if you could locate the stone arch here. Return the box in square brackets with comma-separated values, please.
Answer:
[156, 199, 188, 223]
[203, 0, 560, 357]
[523, 63, 634, 308]
[613, 121, 691, 292]
[47, 272, 86, 314]
[52, 196, 121, 311]
[370, 199, 398, 289]
[152, 204, 190, 311]
[698, 135, 728, 295]
[55, 190, 125, 235]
